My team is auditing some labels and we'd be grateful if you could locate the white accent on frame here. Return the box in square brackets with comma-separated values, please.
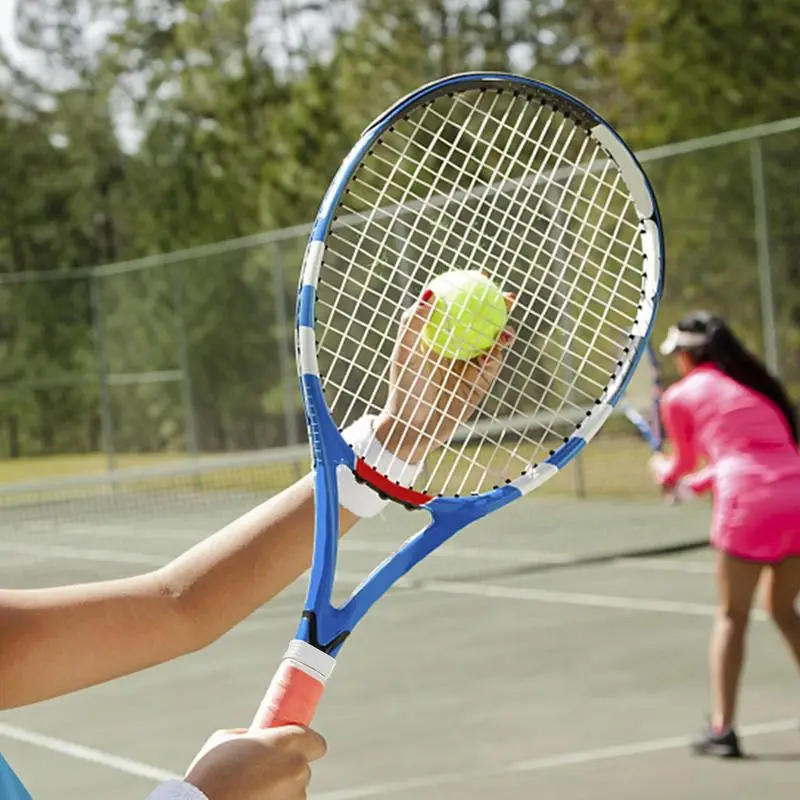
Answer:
[577, 401, 614, 440]
[302, 241, 325, 288]
[297, 326, 319, 376]
[284, 639, 337, 682]
[513, 463, 559, 495]
[591, 124, 654, 218]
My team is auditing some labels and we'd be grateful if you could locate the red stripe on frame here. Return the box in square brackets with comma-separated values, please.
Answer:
[354, 459, 433, 508]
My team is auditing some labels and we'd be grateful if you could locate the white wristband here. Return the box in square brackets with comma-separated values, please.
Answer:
[337, 415, 423, 518]
[145, 781, 209, 800]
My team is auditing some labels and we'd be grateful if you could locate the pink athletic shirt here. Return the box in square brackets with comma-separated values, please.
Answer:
[658, 363, 800, 561]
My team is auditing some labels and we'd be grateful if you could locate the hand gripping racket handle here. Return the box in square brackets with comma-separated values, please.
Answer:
[250, 640, 336, 729]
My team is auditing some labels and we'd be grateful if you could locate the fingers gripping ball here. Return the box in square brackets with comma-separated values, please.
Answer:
[421, 270, 508, 360]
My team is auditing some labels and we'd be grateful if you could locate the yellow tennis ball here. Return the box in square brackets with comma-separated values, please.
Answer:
[421, 270, 508, 360]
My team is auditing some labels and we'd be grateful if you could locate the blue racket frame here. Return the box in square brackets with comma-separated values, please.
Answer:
[293, 72, 665, 658]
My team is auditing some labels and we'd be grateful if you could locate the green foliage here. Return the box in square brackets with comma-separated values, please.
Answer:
[1, 0, 799, 461]
[602, 0, 800, 145]
[580, 0, 800, 391]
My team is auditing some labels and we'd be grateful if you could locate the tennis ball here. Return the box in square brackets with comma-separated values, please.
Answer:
[421, 270, 508, 360]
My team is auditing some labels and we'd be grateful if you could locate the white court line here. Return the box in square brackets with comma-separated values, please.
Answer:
[0, 541, 729, 620]
[0, 722, 180, 784]
[3, 715, 795, 796]
[616, 558, 715, 574]
[349, 541, 715, 575]
[17, 521, 215, 542]
[0, 553, 41, 568]
[335, 572, 768, 621]
[342, 540, 572, 564]
[0, 541, 167, 567]
[416, 579, 767, 620]
[3, 535, 713, 576]
[3, 537, 563, 568]
[314, 718, 799, 800]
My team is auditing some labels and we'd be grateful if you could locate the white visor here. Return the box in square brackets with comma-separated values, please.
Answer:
[659, 326, 709, 356]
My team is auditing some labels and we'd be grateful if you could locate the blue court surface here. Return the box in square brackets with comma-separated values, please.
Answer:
[1, 495, 798, 799]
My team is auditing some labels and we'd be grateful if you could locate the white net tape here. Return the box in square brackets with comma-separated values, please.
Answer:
[315, 87, 650, 497]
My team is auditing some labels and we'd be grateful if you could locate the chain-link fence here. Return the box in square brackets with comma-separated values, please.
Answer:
[2, 116, 800, 500]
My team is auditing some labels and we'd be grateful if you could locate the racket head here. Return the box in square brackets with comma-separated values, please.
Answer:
[299, 71, 664, 495]
[295, 71, 664, 650]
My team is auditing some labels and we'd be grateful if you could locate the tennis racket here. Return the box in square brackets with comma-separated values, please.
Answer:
[250, 72, 664, 730]
[618, 342, 664, 451]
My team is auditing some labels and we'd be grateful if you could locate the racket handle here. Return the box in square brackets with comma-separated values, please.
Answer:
[250, 640, 336, 730]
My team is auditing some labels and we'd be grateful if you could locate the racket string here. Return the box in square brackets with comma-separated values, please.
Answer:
[317, 102, 438, 390]
[408, 97, 643, 247]
[327, 98, 478, 429]
[425, 114, 593, 493]
[314, 290, 614, 401]
[473, 127, 605, 436]
[315, 87, 647, 495]
[333, 167, 643, 324]
[365, 129, 643, 286]
[521, 162, 633, 429]
[326, 182, 640, 352]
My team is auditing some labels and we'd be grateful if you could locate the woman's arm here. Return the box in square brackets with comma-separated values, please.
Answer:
[651, 391, 700, 488]
[0, 475, 359, 709]
[683, 464, 714, 494]
[0, 289, 513, 712]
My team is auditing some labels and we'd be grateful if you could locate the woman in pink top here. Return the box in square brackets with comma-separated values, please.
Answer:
[649, 310, 800, 759]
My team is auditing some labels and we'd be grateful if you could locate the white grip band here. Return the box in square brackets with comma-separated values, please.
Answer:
[283, 639, 337, 683]
[336, 415, 422, 518]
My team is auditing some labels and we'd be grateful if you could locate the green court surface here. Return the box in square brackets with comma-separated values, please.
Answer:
[1, 494, 799, 800]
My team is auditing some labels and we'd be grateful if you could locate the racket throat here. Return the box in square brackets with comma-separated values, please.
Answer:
[299, 609, 351, 655]
[354, 457, 432, 510]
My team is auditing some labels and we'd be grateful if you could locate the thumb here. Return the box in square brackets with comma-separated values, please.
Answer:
[250, 725, 328, 762]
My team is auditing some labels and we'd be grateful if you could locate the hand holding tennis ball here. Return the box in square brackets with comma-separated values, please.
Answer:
[421, 270, 510, 360]
[378, 274, 515, 462]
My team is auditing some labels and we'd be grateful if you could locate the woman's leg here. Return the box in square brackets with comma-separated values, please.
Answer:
[709, 551, 762, 731]
[762, 557, 800, 670]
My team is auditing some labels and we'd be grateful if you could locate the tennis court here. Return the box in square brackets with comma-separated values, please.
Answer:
[2, 480, 798, 800]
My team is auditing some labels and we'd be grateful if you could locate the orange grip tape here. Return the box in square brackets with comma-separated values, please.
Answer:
[251, 661, 325, 729]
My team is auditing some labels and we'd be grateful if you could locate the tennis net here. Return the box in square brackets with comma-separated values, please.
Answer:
[0, 400, 660, 532]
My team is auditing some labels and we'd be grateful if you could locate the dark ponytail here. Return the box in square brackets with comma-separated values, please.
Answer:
[676, 311, 799, 445]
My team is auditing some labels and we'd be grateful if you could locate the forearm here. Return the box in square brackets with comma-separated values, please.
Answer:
[161, 474, 359, 648]
[0, 572, 179, 708]
[0, 475, 359, 709]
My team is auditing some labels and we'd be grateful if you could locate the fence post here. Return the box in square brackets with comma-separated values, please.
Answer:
[750, 137, 780, 375]
[90, 272, 115, 472]
[272, 242, 301, 450]
[172, 264, 198, 457]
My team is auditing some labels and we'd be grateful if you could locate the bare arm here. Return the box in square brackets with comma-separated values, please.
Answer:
[653, 394, 699, 487]
[683, 464, 715, 495]
[0, 291, 512, 713]
[0, 474, 359, 709]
